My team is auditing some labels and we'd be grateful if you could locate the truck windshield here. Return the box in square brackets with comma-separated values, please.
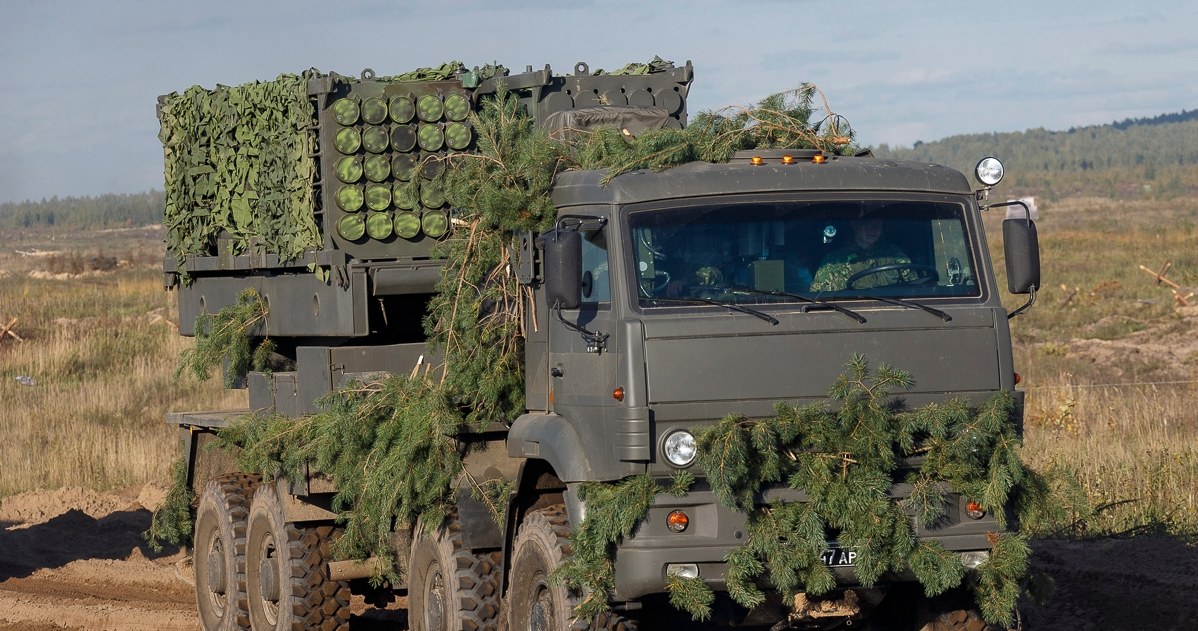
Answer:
[629, 198, 981, 307]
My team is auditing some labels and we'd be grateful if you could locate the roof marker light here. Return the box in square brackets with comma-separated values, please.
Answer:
[749, 156, 765, 166]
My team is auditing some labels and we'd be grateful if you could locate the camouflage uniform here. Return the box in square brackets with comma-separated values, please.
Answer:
[809, 243, 917, 291]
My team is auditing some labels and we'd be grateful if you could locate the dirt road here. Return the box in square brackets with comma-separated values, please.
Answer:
[3, 485, 1197, 630]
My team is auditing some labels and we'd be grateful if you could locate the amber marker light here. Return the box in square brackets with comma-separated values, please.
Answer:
[612, 386, 625, 401]
[749, 155, 765, 166]
[965, 500, 986, 520]
[811, 154, 828, 164]
[667, 510, 690, 533]
[781, 154, 796, 165]
[1014, 372, 1023, 385]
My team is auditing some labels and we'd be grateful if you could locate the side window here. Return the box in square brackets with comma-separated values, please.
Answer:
[580, 228, 610, 303]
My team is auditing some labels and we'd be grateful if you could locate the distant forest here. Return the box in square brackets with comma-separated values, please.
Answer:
[3, 108, 1197, 230]
[873, 110, 1198, 199]
[0, 191, 164, 230]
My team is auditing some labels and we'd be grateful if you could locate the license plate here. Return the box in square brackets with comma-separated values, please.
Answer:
[821, 547, 856, 567]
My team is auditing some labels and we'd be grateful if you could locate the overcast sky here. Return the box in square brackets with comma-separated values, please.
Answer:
[1, 0, 1195, 205]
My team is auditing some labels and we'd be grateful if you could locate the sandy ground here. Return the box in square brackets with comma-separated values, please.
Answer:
[3, 485, 1198, 630]
[0, 485, 409, 630]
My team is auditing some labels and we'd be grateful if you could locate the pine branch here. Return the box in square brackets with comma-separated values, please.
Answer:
[666, 574, 715, 621]
[144, 455, 195, 551]
[176, 287, 270, 387]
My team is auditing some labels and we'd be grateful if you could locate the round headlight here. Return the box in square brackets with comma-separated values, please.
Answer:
[663, 430, 697, 467]
[974, 156, 1005, 187]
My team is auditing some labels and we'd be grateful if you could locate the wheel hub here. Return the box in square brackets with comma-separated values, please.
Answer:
[206, 539, 227, 595]
[425, 569, 446, 630]
[257, 532, 280, 624]
[530, 582, 553, 631]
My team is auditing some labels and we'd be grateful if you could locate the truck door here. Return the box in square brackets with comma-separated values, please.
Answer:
[547, 225, 619, 416]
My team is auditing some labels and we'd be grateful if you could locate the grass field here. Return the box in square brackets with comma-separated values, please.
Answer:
[2, 199, 1197, 537]
[985, 195, 1198, 535]
[0, 227, 242, 496]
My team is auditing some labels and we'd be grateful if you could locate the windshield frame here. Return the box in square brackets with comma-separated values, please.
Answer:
[619, 191, 990, 316]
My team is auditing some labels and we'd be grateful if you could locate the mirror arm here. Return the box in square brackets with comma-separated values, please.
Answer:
[982, 199, 1033, 224]
[1007, 285, 1037, 320]
[553, 302, 608, 353]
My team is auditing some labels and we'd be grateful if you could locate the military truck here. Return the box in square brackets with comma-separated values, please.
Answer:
[160, 60, 1039, 630]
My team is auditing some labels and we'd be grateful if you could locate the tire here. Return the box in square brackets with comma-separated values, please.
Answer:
[506, 505, 638, 631]
[245, 482, 351, 631]
[916, 608, 1007, 631]
[194, 473, 260, 631]
[914, 588, 1009, 631]
[408, 517, 502, 631]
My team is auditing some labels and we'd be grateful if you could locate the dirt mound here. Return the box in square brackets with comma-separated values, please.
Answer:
[0, 486, 404, 630]
[0, 485, 195, 630]
[1042, 305, 1198, 381]
[0, 485, 164, 526]
[0, 485, 171, 581]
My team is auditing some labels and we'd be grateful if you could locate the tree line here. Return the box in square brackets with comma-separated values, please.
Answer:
[872, 113, 1198, 199]
[0, 191, 165, 230]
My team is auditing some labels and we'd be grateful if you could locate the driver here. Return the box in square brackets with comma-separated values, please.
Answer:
[810, 215, 917, 291]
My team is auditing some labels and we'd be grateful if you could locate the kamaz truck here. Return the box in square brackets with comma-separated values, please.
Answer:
[161, 60, 1040, 630]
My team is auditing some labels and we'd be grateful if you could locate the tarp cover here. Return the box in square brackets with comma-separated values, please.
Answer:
[543, 105, 673, 140]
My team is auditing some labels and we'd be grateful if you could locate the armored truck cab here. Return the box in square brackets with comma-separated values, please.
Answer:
[511, 151, 1037, 626]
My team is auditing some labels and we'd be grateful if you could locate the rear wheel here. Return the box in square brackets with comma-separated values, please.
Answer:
[194, 473, 260, 631]
[245, 482, 351, 631]
[408, 516, 502, 631]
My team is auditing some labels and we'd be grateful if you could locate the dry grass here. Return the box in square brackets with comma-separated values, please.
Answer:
[984, 195, 1198, 535]
[0, 247, 242, 497]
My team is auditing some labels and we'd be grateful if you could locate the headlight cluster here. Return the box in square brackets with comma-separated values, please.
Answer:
[663, 430, 697, 467]
[330, 87, 470, 243]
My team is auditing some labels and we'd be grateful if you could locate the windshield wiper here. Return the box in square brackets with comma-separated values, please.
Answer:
[842, 295, 952, 322]
[645, 296, 779, 325]
[726, 287, 867, 324]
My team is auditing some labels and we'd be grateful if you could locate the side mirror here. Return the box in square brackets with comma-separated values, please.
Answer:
[544, 229, 582, 309]
[1002, 218, 1040, 294]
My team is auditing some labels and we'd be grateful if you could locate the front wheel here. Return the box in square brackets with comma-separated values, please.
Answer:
[245, 482, 350, 631]
[507, 506, 579, 631]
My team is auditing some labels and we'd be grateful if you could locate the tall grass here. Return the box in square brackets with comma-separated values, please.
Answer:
[1022, 381, 1198, 535]
[985, 195, 1198, 536]
[0, 265, 242, 497]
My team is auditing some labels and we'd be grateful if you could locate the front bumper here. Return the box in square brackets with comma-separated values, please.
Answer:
[600, 483, 1002, 601]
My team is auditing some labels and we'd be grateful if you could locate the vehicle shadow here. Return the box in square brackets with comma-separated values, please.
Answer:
[0, 506, 177, 581]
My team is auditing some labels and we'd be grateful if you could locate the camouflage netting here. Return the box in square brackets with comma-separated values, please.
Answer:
[158, 72, 321, 270]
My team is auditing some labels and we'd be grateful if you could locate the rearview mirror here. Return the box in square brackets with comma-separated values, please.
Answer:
[1002, 218, 1040, 294]
[544, 229, 582, 309]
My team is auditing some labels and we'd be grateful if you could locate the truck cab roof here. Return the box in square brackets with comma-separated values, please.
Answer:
[552, 152, 973, 208]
